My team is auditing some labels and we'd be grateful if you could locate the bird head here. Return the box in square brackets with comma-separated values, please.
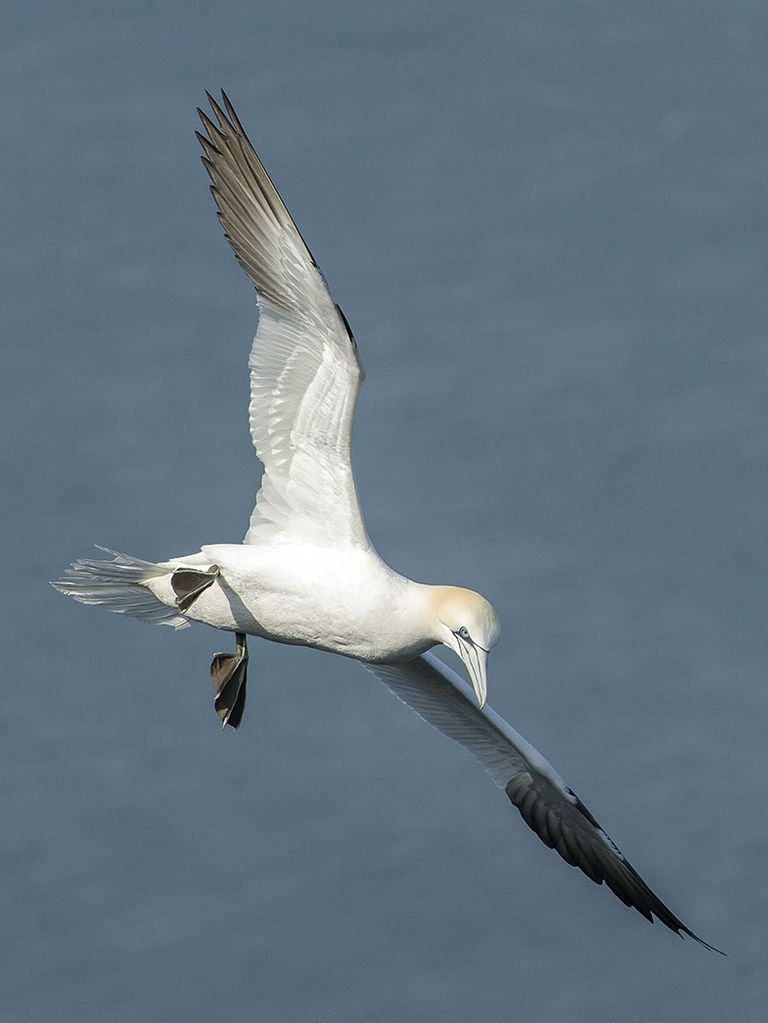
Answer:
[431, 586, 501, 707]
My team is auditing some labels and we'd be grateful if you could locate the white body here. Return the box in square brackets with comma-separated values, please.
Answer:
[155, 544, 435, 663]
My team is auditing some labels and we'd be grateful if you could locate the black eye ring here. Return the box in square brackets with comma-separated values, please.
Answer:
[457, 626, 471, 641]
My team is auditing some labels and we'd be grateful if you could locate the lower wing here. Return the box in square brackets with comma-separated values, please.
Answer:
[362, 653, 721, 952]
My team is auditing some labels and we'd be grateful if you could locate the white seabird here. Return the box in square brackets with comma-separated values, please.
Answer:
[53, 92, 719, 952]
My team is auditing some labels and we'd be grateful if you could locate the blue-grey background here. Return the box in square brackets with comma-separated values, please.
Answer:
[2, 1, 766, 1019]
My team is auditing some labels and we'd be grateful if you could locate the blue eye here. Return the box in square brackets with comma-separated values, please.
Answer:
[458, 626, 471, 641]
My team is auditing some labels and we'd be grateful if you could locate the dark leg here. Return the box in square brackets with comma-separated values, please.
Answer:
[210, 632, 248, 729]
[171, 565, 220, 612]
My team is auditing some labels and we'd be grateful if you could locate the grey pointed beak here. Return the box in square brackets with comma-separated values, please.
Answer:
[455, 637, 488, 708]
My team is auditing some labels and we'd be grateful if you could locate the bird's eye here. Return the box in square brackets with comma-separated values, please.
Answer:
[457, 626, 471, 641]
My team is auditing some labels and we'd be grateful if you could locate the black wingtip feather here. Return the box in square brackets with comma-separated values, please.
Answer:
[504, 779, 723, 953]
[220, 90, 246, 135]
[205, 90, 226, 124]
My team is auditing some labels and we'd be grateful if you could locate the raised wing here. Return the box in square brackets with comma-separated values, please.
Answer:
[364, 653, 720, 951]
[197, 93, 368, 548]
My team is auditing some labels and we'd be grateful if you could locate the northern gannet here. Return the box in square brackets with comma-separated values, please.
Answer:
[53, 93, 719, 952]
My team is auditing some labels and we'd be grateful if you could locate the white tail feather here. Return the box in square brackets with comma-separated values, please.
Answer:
[51, 547, 189, 629]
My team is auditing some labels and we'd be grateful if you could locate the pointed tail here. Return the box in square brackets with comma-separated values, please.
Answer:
[51, 547, 189, 629]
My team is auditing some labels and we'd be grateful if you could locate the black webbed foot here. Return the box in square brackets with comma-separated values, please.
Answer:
[171, 565, 220, 612]
[210, 632, 248, 729]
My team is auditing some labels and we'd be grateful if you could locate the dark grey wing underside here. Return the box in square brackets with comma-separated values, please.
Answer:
[363, 653, 721, 953]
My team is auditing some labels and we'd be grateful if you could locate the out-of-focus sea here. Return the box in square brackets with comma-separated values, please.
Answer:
[3, 2, 766, 1020]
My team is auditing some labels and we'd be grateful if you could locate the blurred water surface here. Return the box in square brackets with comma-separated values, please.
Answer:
[2, 2, 767, 1020]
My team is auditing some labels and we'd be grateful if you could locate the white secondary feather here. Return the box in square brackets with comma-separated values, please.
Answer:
[197, 93, 367, 549]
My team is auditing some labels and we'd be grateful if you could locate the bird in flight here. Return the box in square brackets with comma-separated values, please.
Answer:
[53, 92, 719, 953]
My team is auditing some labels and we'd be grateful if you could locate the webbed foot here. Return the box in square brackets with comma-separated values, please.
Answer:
[210, 632, 248, 729]
[171, 564, 220, 612]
